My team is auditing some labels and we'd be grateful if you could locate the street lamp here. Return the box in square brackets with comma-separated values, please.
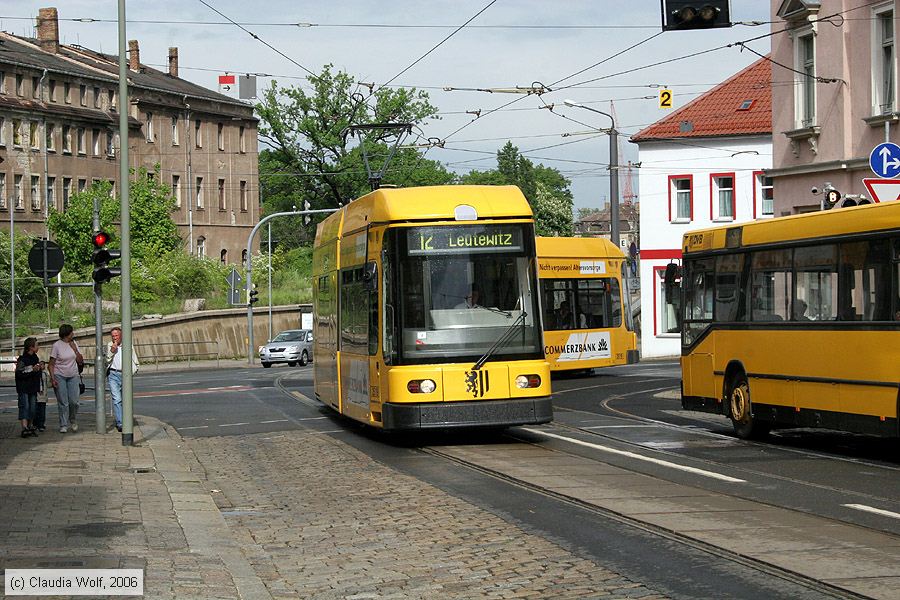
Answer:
[563, 100, 620, 247]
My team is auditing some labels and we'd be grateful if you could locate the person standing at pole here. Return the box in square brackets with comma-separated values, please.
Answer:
[106, 326, 139, 432]
[48, 324, 83, 433]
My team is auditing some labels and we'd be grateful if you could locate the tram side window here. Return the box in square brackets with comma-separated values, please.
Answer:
[340, 267, 370, 354]
[750, 250, 791, 321]
[714, 254, 744, 322]
[839, 239, 891, 321]
[577, 278, 621, 328]
[541, 280, 576, 330]
[794, 245, 837, 321]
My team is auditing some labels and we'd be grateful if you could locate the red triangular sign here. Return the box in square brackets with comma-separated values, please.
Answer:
[862, 178, 900, 203]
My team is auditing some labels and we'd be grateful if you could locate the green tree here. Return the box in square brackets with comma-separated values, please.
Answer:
[47, 167, 181, 277]
[460, 142, 574, 236]
[255, 65, 454, 250]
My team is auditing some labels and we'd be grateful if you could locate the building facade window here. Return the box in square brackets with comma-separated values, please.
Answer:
[79, 84, 87, 106]
[106, 130, 115, 156]
[77, 128, 86, 154]
[62, 177, 72, 210]
[795, 29, 816, 128]
[655, 267, 681, 337]
[29, 122, 39, 149]
[239, 126, 246, 153]
[873, 5, 895, 115]
[195, 120, 202, 148]
[196, 177, 204, 209]
[218, 178, 226, 210]
[49, 79, 56, 101]
[0, 117, 5, 146]
[171, 116, 179, 146]
[711, 173, 735, 221]
[0, 173, 6, 209]
[47, 176, 56, 210]
[46, 123, 55, 151]
[64, 82, 71, 103]
[240, 180, 247, 212]
[13, 174, 23, 209]
[668, 175, 693, 222]
[62, 125, 71, 153]
[93, 86, 101, 108]
[78, 178, 87, 193]
[32, 76, 40, 98]
[30, 175, 40, 211]
[0, 71, 6, 94]
[108, 89, 115, 110]
[197, 236, 206, 258]
[172, 174, 181, 208]
[16, 74, 24, 96]
[754, 172, 774, 218]
[217, 123, 224, 150]
[92, 129, 101, 155]
[145, 112, 154, 142]
[12, 120, 21, 146]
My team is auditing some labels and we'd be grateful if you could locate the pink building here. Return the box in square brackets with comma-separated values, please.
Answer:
[769, 0, 898, 212]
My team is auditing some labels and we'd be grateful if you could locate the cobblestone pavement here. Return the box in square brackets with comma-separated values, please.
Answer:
[0, 406, 668, 599]
[187, 430, 667, 600]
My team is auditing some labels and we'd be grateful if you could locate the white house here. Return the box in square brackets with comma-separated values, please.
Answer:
[630, 57, 774, 358]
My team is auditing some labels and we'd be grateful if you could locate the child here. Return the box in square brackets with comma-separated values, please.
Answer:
[15, 337, 44, 438]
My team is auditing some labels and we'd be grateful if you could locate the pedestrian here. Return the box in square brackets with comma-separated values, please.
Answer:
[15, 337, 43, 438]
[48, 323, 84, 433]
[105, 326, 139, 432]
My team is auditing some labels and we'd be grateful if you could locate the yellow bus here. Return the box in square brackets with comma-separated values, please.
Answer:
[312, 185, 552, 430]
[537, 237, 639, 372]
[670, 201, 900, 439]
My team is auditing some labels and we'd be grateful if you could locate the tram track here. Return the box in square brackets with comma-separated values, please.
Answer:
[423, 441, 869, 600]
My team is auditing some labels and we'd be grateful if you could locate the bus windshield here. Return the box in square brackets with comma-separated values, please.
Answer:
[392, 224, 542, 364]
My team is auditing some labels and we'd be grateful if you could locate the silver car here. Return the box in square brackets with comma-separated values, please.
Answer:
[259, 329, 313, 368]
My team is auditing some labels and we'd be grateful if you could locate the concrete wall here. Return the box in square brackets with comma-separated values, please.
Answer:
[28, 304, 311, 365]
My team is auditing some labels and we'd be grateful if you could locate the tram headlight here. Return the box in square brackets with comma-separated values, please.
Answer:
[407, 379, 436, 394]
[516, 374, 541, 389]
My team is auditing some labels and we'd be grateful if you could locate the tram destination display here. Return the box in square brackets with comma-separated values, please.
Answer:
[407, 225, 524, 255]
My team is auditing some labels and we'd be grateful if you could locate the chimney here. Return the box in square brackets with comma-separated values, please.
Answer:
[168, 47, 178, 78]
[36, 7, 59, 54]
[128, 39, 140, 71]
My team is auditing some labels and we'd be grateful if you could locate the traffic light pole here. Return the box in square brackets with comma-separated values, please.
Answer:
[245, 209, 337, 365]
[92, 197, 106, 434]
[118, 0, 134, 446]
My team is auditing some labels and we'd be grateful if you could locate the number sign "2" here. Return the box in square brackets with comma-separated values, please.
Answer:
[659, 89, 673, 109]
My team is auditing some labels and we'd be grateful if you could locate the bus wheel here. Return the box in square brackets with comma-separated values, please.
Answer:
[728, 377, 769, 439]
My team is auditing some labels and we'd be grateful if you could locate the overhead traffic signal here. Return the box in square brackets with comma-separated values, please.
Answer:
[91, 230, 121, 284]
[248, 284, 259, 305]
[662, 1, 731, 31]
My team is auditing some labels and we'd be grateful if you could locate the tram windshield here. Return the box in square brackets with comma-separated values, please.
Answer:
[389, 223, 542, 364]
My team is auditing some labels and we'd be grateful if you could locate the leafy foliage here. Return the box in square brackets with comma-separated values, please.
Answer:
[256, 65, 454, 250]
[460, 142, 574, 236]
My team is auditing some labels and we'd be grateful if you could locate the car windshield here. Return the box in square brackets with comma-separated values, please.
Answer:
[390, 223, 542, 364]
[271, 331, 305, 342]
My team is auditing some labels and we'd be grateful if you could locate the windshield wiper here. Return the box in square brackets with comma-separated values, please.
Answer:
[473, 304, 512, 317]
[472, 311, 527, 371]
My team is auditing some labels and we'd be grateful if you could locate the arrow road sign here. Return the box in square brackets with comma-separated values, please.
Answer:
[869, 142, 900, 178]
[862, 178, 900, 203]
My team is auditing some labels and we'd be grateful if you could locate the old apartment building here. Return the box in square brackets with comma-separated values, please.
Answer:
[0, 7, 259, 264]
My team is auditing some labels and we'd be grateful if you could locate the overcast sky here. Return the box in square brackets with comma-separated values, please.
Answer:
[4, 1, 772, 211]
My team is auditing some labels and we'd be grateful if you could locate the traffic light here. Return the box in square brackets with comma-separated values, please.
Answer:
[662, 1, 731, 31]
[248, 284, 259, 305]
[91, 231, 121, 284]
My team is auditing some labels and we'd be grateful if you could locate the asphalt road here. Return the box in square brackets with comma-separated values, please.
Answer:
[58, 359, 899, 598]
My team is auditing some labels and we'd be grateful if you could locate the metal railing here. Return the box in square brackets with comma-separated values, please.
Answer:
[133, 340, 220, 370]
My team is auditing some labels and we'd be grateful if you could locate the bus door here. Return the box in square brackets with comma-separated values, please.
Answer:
[682, 258, 716, 399]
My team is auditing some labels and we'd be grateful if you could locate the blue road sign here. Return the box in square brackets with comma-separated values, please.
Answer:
[869, 142, 900, 178]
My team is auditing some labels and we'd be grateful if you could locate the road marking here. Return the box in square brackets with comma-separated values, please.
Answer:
[259, 419, 289, 424]
[583, 425, 657, 429]
[520, 428, 746, 483]
[179, 425, 209, 430]
[842, 504, 900, 520]
[219, 422, 251, 427]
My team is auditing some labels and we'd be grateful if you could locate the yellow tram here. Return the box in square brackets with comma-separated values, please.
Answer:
[312, 185, 552, 430]
[537, 236, 639, 372]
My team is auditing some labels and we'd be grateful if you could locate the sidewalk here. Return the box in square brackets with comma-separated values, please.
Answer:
[0, 412, 268, 599]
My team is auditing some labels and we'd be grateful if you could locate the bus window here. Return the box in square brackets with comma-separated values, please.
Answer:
[715, 254, 744, 322]
[840, 239, 891, 321]
[795, 245, 837, 321]
[685, 259, 714, 321]
[750, 249, 791, 321]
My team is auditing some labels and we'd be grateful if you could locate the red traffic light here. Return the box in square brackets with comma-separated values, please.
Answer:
[92, 231, 110, 248]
